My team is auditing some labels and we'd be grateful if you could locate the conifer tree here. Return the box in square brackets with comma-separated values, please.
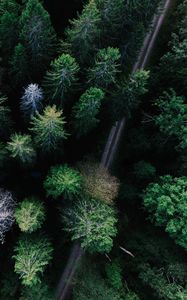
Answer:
[13, 235, 53, 287]
[88, 47, 121, 88]
[15, 197, 45, 233]
[21, 83, 44, 119]
[73, 87, 105, 136]
[43, 54, 79, 104]
[0, 95, 13, 137]
[7, 133, 36, 164]
[10, 43, 29, 86]
[19, 0, 57, 75]
[65, 0, 101, 64]
[44, 164, 82, 200]
[30, 105, 67, 152]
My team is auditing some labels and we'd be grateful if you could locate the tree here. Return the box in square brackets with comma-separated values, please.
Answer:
[133, 161, 156, 180]
[43, 54, 79, 104]
[65, 0, 101, 64]
[44, 165, 82, 200]
[13, 235, 53, 287]
[7, 133, 36, 164]
[0, 189, 16, 243]
[111, 70, 150, 120]
[30, 105, 67, 152]
[155, 89, 187, 149]
[20, 83, 44, 119]
[19, 0, 57, 76]
[105, 261, 123, 290]
[88, 47, 121, 88]
[0, 95, 13, 137]
[72, 87, 105, 136]
[63, 197, 118, 253]
[10, 43, 29, 86]
[15, 197, 45, 233]
[20, 281, 55, 300]
[143, 175, 187, 250]
[0, 142, 8, 168]
[78, 161, 119, 204]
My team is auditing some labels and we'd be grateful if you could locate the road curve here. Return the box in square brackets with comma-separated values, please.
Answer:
[57, 1, 174, 299]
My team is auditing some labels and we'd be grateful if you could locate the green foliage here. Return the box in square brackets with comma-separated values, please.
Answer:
[78, 161, 119, 204]
[15, 197, 45, 233]
[73, 87, 105, 136]
[7, 133, 36, 164]
[105, 261, 123, 290]
[20, 281, 55, 300]
[44, 164, 82, 200]
[143, 175, 187, 250]
[111, 70, 150, 120]
[30, 105, 67, 152]
[0, 142, 8, 167]
[0, 271, 19, 300]
[43, 54, 79, 103]
[155, 89, 187, 149]
[0, 95, 13, 137]
[63, 197, 118, 253]
[10, 43, 29, 85]
[88, 47, 121, 88]
[19, 0, 57, 75]
[13, 235, 53, 287]
[65, 0, 101, 64]
[133, 161, 156, 180]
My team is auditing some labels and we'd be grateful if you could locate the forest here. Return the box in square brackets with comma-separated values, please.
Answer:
[0, 0, 187, 299]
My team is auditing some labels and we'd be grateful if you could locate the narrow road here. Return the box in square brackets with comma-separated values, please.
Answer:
[56, 1, 174, 299]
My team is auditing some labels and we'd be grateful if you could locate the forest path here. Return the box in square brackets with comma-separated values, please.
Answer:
[56, 1, 174, 299]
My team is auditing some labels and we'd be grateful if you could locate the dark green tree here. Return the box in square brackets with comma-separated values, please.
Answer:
[30, 105, 67, 153]
[44, 164, 82, 200]
[20, 281, 55, 300]
[10, 43, 29, 86]
[63, 197, 118, 253]
[72, 87, 105, 136]
[7, 133, 36, 164]
[88, 47, 121, 88]
[43, 54, 79, 104]
[143, 175, 187, 251]
[155, 89, 187, 149]
[0, 95, 13, 137]
[133, 161, 156, 181]
[13, 235, 53, 287]
[15, 197, 46, 233]
[65, 0, 101, 64]
[19, 0, 57, 76]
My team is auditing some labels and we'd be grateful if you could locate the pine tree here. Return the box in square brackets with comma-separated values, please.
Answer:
[10, 43, 29, 86]
[65, 0, 101, 64]
[7, 133, 36, 164]
[72, 87, 105, 137]
[20, 281, 55, 300]
[63, 197, 117, 253]
[88, 47, 121, 88]
[43, 54, 79, 104]
[0, 95, 13, 137]
[30, 105, 67, 152]
[0, 189, 16, 243]
[21, 83, 44, 119]
[19, 0, 57, 76]
[13, 235, 53, 287]
[44, 164, 82, 200]
[15, 197, 45, 233]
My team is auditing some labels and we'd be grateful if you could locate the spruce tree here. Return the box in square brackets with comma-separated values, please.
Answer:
[30, 105, 67, 152]
[10, 43, 29, 86]
[7, 133, 36, 164]
[0, 95, 13, 137]
[13, 235, 53, 287]
[73, 87, 105, 137]
[88, 47, 121, 88]
[19, 0, 57, 76]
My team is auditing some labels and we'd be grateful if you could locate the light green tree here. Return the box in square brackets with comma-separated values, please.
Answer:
[7, 133, 36, 164]
[88, 47, 121, 88]
[44, 164, 82, 200]
[72, 87, 105, 136]
[143, 175, 187, 251]
[15, 197, 45, 233]
[43, 54, 79, 103]
[63, 197, 118, 253]
[30, 105, 67, 152]
[13, 235, 53, 287]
